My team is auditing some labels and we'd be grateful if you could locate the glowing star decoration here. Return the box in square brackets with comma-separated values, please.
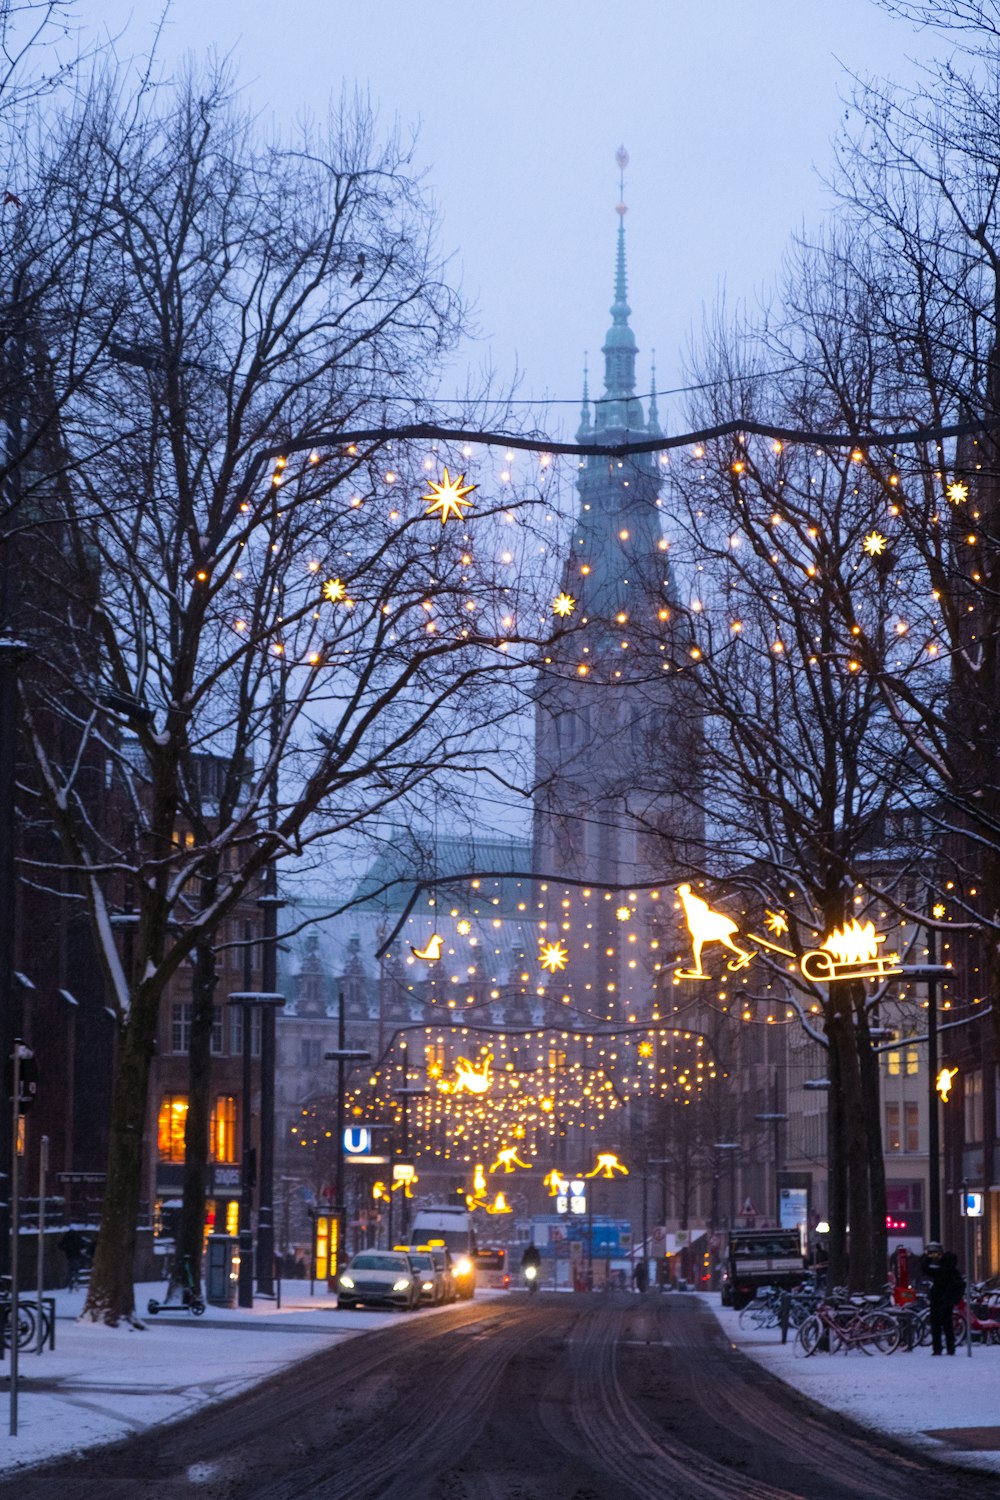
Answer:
[676, 884, 755, 979]
[932, 903, 946, 919]
[489, 1145, 531, 1173]
[863, 531, 887, 557]
[765, 910, 789, 937]
[422, 467, 477, 524]
[444, 1052, 493, 1095]
[539, 940, 569, 973]
[638, 1041, 654, 1058]
[947, 481, 969, 505]
[586, 1152, 629, 1179]
[616, 906, 632, 922]
[937, 1066, 958, 1102]
[800, 919, 902, 983]
[552, 592, 576, 618]
[456, 919, 472, 935]
[410, 933, 443, 961]
[322, 577, 346, 602]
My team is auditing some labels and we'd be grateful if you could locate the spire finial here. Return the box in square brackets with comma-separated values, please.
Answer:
[577, 352, 592, 441]
[648, 349, 661, 436]
[615, 145, 629, 218]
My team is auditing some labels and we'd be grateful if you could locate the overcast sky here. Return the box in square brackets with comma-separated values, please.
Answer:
[92, 0, 942, 442]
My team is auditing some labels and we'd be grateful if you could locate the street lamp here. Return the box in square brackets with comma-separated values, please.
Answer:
[227, 991, 284, 1308]
[754, 1113, 788, 1223]
[325, 1009, 371, 1270]
[711, 1143, 739, 1288]
[392, 1085, 428, 1243]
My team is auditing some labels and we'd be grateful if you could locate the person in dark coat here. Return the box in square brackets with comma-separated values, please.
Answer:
[633, 1259, 649, 1293]
[921, 1241, 963, 1355]
[58, 1227, 88, 1290]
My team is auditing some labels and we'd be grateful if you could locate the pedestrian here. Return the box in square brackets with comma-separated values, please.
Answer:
[633, 1259, 649, 1294]
[58, 1226, 87, 1290]
[921, 1240, 965, 1355]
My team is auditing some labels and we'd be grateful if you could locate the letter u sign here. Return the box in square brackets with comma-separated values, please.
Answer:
[344, 1126, 371, 1155]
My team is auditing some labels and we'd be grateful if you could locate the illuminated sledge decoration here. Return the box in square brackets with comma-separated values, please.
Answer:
[675, 883, 756, 979]
[486, 1191, 512, 1214]
[800, 919, 902, 983]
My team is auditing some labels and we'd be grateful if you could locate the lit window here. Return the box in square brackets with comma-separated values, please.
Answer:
[211, 1095, 237, 1163]
[158, 1094, 188, 1161]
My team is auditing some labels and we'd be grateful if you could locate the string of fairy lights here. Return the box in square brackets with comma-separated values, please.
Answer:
[227, 420, 990, 1179]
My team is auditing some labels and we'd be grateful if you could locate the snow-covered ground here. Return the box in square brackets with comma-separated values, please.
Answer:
[711, 1296, 1000, 1477]
[4, 1285, 1000, 1478]
[0, 1281, 467, 1474]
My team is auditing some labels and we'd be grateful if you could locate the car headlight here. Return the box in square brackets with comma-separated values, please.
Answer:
[454, 1258, 472, 1277]
[339, 1275, 355, 1289]
[422, 1280, 434, 1291]
[392, 1278, 412, 1292]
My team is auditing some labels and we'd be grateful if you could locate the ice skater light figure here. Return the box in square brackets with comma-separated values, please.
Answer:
[676, 883, 755, 978]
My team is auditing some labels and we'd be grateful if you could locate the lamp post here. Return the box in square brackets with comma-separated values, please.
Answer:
[393, 1085, 427, 1243]
[711, 1143, 739, 1289]
[227, 991, 284, 1307]
[325, 993, 370, 1270]
[754, 1106, 788, 1224]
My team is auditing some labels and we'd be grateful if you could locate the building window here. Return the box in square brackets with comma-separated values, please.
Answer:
[965, 1069, 984, 1144]
[905, 1101, 920, 1154]
[158, 1094, 188, 1161]
[211, 1095, 237, 1162]
[231, 1006, 262, 1057]
[887, 1051, 901, 1077]
[211, 1006, 224, 1056]
[906, 1049, 919, 1077]
[300, 1038, 321, 1067]
[886, 1102, 901, 1152]
[171, 1003, 191, 1053]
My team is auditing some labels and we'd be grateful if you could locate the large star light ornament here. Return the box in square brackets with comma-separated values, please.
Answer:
[322, 577, 346, 602]
[552, 592, 576, 618]
[947, 480, 969, 505]
[539, 940, 569, 973]
[862, 531, 887, 557]
[423, 467, 477, 524]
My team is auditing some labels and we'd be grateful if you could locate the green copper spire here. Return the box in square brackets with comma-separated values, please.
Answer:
[598, 146, 640, 428]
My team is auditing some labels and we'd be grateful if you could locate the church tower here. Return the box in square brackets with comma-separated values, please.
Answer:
[532, 151, 700, 1021]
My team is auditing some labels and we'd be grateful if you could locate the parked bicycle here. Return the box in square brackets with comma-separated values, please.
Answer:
[795, 1296, 899, 1356]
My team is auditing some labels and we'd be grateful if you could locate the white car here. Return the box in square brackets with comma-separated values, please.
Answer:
[337, 1251, 421, 1310]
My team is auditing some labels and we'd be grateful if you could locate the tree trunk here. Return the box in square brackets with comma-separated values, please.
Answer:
[82, 985, 160, 1325]
[824, 1021, 849, 1290]
[176, 938, 219, 1297]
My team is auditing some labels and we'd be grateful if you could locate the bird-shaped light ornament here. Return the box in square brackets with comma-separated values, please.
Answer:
[411, 933, 443, 961]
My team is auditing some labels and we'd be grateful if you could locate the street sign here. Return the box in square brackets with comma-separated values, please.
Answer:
[343, 1126, 371, 1155]
[961, 1190, 985, 1218]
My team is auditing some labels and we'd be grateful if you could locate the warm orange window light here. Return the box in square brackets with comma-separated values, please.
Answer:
[158, 1095, 188, 1161]
[211, 1095, 237, 1163]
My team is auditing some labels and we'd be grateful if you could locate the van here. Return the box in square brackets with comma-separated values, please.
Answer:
[410, 1206, 477, 1298]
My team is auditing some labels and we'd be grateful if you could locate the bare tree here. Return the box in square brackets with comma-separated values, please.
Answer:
[657, 281, 933, 1288]
[16, 66, 554, 1324]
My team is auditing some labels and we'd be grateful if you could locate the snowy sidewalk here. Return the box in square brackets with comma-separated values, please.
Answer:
[0, 1280, 461, 1475]
[711, 1295, 1000, 1477]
